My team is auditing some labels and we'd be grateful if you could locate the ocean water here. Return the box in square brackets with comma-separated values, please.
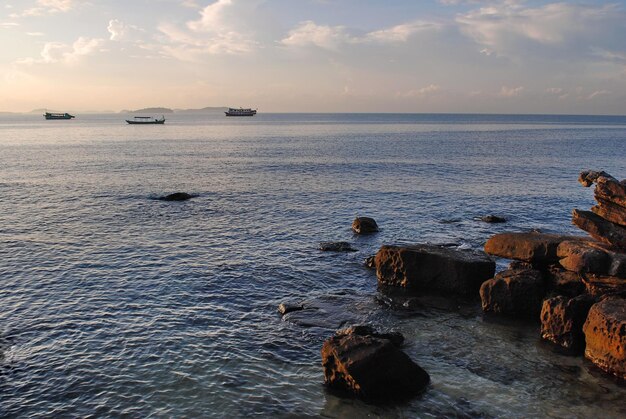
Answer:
[0, 112, 625, 418]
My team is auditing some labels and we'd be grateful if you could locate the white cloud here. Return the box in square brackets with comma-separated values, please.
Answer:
[398, 84, 442, 98]
[456, 2, 623, 56]
[17, 36, 104, 65]
[26, 31, 45, 36]
[158, 0, 256, 59]
[546, 87, 563, 95]
[0, 22, 19, 28]
[281, 19, 440, 49]
[107, 19, 144, 42]
[587, 90, 610, 100]
[21, 0, 77, 16]
[499, 86, 524, 97]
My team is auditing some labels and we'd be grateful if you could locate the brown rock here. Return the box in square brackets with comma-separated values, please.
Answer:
[594, 176, 626, 209]
[540, 295, 595, 353]
[484, 232, 585, 264]
[592, 199, 626, 227]
[321, 330, 429, 401]
[544, 266, 585, 297]
[352, 217, 379, 234]
[582, 274, 626, 298]
[557, 240, 610, 274]
[582, 297, 626, 379]
[375, 244, 495, 296]
[578, 170, 615, 187]
[479, 268, 545, 319]
[319, 241, 357, 252]
[336, 325, 404, 347]
[572, 209, 626, 249]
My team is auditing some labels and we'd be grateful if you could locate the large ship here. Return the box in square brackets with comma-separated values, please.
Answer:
[125, 116, 165, 125]
[44, 112, 75, 120]
[225, 107, 257, 117]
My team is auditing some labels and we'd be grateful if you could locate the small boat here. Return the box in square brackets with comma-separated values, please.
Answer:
[225, 107, 257, 117]
[44, 112, 75, 120]
[125, 116, 165, 125]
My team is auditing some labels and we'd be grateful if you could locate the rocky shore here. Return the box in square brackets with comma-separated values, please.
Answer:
[280, 172, 625, 403]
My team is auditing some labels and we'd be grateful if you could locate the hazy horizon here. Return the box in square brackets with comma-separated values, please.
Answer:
[2, 0, 626, 114]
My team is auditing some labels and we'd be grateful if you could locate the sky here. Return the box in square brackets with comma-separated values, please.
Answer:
[1, 0, 625, 114]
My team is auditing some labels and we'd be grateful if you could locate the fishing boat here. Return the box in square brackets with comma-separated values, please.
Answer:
[125, 116, 165, 125]
[225, 107, 257, 116]
[44, 112, 75, 120]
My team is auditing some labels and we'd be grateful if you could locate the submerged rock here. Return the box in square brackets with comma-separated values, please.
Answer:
[540, 294, 595, 353]
[479, 268, 545, 320]
[583, 297, 626, 379]
[352, 217, 379, 234]
[319, 242, 357, 252]
[480, 215, 506, 223]
[572, 209, 626, 249]
[157, 192, 197, 201]
[321, 327, 429, 402]
[336, 325, 404, 347]
[277, 303, 304, 315]
[375, 244, 495, 296]
[484, 232, 585, 265]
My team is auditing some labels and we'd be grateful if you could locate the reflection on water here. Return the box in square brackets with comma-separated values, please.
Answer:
[0, 113, 625, 417]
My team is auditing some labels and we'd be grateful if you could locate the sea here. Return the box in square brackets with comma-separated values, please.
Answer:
[0, 112, 625, 418]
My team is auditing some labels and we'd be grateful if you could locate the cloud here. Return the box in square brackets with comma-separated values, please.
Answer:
[21, 0, 77, 16]
[107, 19, 144, 42]
[17, 36, 104, 65]
[398, 84, 442, 98]
[545, 87, 563, 95]
[1, 22, 19, 28]
[158, 0, 256, 59]
[499, 86, 524, 97]
[587, 90, 610, 100]
[456, 2, 624, 57]
[281, 19, 440, 49]
[26, 31, 45, 36]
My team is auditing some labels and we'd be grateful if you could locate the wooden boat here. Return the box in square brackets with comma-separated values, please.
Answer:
[125, 116, 165, 125]
[44, 112, 75, 120]
[225, 107, 257, 116]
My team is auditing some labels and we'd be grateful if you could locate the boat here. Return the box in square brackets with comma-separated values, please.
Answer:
[44, 112, 75, 120]
[225, 107, 257, 116]
[125, 116, 165, 125]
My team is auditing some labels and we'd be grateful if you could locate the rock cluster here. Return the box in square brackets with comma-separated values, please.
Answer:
[481, 171, 626, 379]
[321, 325, 429, 401]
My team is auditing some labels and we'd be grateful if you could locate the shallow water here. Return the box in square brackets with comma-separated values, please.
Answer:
[0, 112, 625, 417]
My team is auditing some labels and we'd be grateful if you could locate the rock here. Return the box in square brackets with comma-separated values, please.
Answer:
[594, 176, 626, 209]
[321, 330, 429, 401]
[484, 232, 586, 265]
[578, 170, 615, 187]
[479, 268, 545, 319]
[544, 266, 585, 297]
[572, 209, 626, 249]
[158, 192, 197, 201]
[364, 255, 376, 269]
[319, 242, 357, 252]
[352, 217, 379, 234]
[480, 215, 506, 223]
[336, 325, 404, 347]
[557, 240, 611, 274]
[277, 303, 304, 315]
[592, 199, 626, 227]
[375, 244, 495, 296]
[540, 294, 595, 353]
[582, 297, 626, 379]
[281, 294, 362, 331]
[582, 274, 626, 298]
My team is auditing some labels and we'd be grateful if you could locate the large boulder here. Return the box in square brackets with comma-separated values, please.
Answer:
[572, 209, 626, 249]
[578, 170, 615, 187]
[540, 295, 595, 353]
[582, 274, 626, 298]
[479, 268, 546, 319]
[582, 297, 626, 379]
[484, 232, 585, 265]
[352, 217, 379, 234]
[375, 244, 495, 296]
[592, 199, 626, 228]
[557, 240, 611, 274]
[544, 266, 585, 297]
[593, 176, 626, 209]
[321, 327, 429, 401]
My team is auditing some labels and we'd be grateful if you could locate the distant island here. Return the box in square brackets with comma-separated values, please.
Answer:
[120, 106, 229, 114]
[121, 107, 175, 114]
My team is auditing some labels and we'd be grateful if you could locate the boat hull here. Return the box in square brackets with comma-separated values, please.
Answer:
[44, 113, 75, 120]
[125, 120, 165, 124]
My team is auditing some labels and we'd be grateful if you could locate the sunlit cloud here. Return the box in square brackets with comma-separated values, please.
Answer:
[398, 84, 442, 98]
[499, 86, 524, 97]
[107, 19, 144, 42]
[16, 36, 105, 65]
[20, 0, 79, 16]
